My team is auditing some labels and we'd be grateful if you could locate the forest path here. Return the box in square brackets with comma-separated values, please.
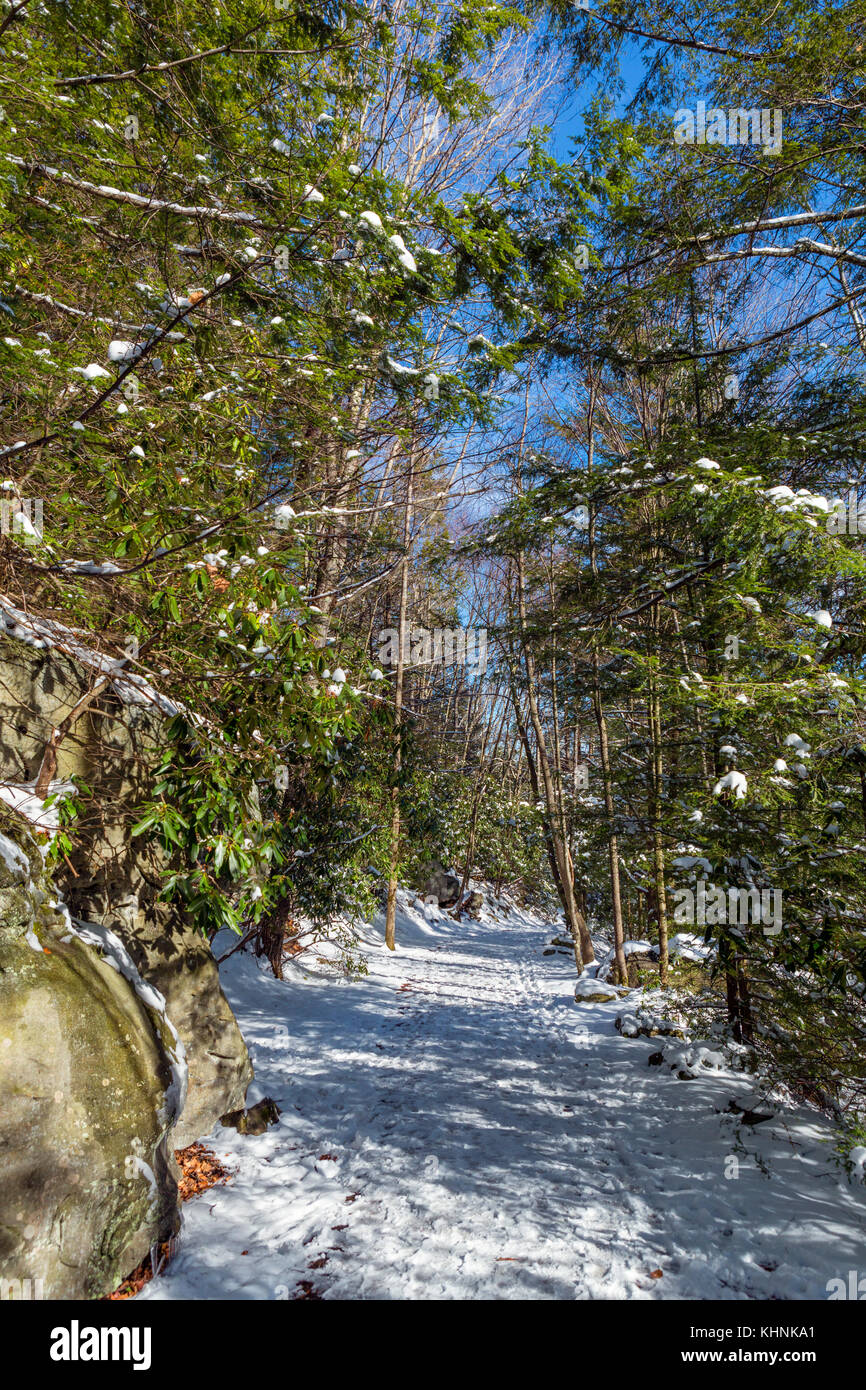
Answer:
[139, 896, 866, 1301]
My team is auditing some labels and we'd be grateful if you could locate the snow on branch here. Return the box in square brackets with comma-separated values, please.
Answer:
[6, 156, 272, 230]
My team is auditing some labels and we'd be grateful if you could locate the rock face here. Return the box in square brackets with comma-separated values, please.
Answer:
[0, 624, 252, 1148]
[0, 614, 255, 1296]
[69, 883, 250, 1150]
[416, 861, 461, 908]
[0, 806, 178, 1298]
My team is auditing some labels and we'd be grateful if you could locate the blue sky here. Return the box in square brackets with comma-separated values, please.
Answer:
[549, 40, 651, 161]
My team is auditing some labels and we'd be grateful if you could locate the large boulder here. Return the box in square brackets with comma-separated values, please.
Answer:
[0, 806, 179, 1298]
[67, 880, 250, 1149]
[415, 861, 461, 908]
[0, 613, 252, 1148]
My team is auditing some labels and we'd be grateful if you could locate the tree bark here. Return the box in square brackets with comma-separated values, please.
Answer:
[384, 455, 414, 951]
[515, 550, 594, 968]
[592, 650, 628, 985]
[647, 652, 670, 986]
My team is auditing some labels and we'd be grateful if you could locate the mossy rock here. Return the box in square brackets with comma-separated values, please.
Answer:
[0, 805, 179, 1298]
[0, 634, 252, 1149]
[575, 985, 621, 1003]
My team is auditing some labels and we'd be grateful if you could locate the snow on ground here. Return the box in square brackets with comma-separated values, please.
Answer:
[139, 893, 866, 1301]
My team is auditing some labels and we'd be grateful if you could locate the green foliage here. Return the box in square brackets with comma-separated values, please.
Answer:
[0, 0, 570, 935]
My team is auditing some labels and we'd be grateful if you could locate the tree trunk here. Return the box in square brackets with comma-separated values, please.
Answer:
[647, 644, 669, 985]
[592, 650, 628, 985]
[515, 551, 594, 968]
[509, 685, 572, 928]
[454, 695, 505, 917]
[384, 456, 414, 951]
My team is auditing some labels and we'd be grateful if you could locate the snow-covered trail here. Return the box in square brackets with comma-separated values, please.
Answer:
[140, 897, 866, 1301]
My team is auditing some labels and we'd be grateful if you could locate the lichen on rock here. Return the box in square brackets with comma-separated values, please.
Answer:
[0, 803, 179, 1298]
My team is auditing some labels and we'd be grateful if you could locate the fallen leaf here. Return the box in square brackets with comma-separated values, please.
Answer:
[104, 1239, 176, 1300]
[173, 1142, 232, 1202]
[292, 1280, 322, 1300]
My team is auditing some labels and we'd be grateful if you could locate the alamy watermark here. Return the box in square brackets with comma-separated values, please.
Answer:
[673, 879, 782, 936]
[674, 101, 783, 156]
[376, 625, 487, 673]
[826, 489, 866, 534]
[49, 1321, 151, 1369]
[826, 1270, 866, 1299]
[0, 496, 43, 539]
[0, 1275, 44, 1300]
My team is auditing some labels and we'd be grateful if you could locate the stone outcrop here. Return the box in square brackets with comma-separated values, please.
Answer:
[0, 616, 251, 1145]
[0, 608, 254, 1294]
[68, 881, 251, 1150]
[0, 805, 178, 1298]
[414, 861, 461, 908]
